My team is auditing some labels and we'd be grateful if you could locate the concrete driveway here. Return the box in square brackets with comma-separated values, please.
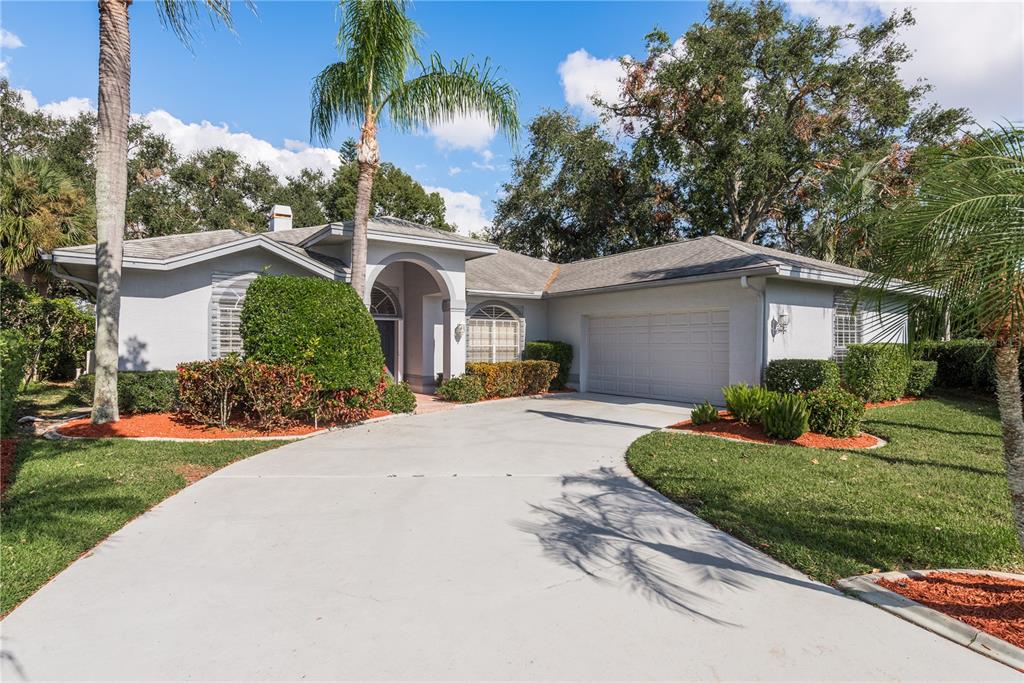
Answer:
[0, 394, 1015, 681]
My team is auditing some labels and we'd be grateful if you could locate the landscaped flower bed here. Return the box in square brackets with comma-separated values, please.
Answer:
[56, 410, 391, 440]
[877, 571, 1024, 649]
[669, 413, 883, 449]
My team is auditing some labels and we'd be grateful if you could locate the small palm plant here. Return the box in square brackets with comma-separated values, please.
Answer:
[310, 0, 519, 299]
[863, 124, 1024, 549]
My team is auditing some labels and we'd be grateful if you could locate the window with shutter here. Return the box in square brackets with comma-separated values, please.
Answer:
[210, 272, 258, 359]
[833, 290, 862, 364]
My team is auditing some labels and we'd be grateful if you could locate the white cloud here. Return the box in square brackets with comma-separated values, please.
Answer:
[480, 149, 494, 163]
[471, 160, 496, 171]
[17, 89, 94, 119]
[141, 109, 340, 179]
[1, 28, 24, 50]
[424, 186, 490, 236]
[428, 112, 496, 151]
[448, 166, 462, 176]
[558, 48, 627, 117]
[0, 59, 9, 77]
[787, 1, 1024, 124]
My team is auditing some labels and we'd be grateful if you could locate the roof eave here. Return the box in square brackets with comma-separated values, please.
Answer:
[544, 265, 782, 298]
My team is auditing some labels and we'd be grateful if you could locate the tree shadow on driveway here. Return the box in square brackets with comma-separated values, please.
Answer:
[514, 467, 836, 625]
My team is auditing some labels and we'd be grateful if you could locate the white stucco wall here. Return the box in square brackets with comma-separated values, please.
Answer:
[765, 280, 908, 363]
[117, 248, 317, 371]
[544, 278, 763, 389]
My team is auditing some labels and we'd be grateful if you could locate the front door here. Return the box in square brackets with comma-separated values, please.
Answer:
[376, 320, 397, 378]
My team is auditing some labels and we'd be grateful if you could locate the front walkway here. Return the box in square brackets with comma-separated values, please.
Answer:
[0, 394, 1014, 681]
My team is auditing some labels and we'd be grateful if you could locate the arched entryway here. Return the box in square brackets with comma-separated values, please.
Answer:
[366, 254, 460, 393]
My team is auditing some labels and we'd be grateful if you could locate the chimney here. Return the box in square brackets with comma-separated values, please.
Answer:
[268, 204, 293, 232]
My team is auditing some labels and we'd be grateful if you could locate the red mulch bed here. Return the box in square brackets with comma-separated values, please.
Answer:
[1, 439, 16, 496]
[877, 571, 1024, 649]
[668, 415, 882, 449]
[56, 410, 391, 440]
[864, 396, 919, 409]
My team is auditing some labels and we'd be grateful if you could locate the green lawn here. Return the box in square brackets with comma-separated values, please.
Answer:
[626, 394, 1024, 584]
[2, 430, 281, 615]
[15, 381, 85, 418]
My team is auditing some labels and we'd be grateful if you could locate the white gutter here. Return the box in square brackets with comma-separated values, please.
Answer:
[466, 289, 545, 300]
[544, 265, 781, 298]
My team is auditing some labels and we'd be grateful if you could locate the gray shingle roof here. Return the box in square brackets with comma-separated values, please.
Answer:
[466, 235, 869, 295]
[465, 249, 559, 294]
[57, 229, 249, 260]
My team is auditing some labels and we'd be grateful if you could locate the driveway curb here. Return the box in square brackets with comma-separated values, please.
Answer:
[836, 569, 1024, 671]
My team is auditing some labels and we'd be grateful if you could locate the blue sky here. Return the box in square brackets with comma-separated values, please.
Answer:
[2, 1, 1021, 234]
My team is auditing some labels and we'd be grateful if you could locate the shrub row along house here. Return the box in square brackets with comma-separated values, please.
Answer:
[42, 206, 908, 402]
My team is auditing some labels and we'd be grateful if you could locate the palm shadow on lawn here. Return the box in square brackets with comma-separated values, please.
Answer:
[513, 466, 836, 625]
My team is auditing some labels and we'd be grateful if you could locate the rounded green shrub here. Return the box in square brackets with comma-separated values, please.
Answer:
[382, 381, 417, 413]
[240, 275, 384, 392]
[843, 343, 911, 402]
[906, 360, 938, 397]
[690, 400, 719, 425]
[72, 371, 179, 413]
[764, 359, 840, 394]
[524, 340, 573, 389]
[1, 330, 30, 433]
[436, 374, 485, 403]
[805, 386, 864, 437]
[761, 393, 810, 440]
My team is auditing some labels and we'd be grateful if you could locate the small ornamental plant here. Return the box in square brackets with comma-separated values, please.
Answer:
[761, 393, 810, 440]
[722, 383, 773, 424]
[436, 374, 485, 403]
[690, 401, 720, 425]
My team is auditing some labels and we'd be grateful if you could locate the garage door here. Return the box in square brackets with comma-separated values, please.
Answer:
[586, 310, 730, 403]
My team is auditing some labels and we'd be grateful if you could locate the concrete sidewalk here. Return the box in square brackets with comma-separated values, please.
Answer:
[0, 394, 1015, 681]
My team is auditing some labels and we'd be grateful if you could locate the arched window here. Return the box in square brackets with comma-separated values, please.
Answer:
[209, 272, 258, 358]
[370, 285, 401, 319]
[467, 304, 522, 363]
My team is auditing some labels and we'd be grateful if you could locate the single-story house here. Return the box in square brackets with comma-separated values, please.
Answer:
[44, 205, 905, 403]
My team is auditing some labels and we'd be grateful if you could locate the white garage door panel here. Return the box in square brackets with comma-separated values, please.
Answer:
[587, 310, 729, 403]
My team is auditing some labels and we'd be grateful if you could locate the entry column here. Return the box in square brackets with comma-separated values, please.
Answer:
[443, 299, 466, 380]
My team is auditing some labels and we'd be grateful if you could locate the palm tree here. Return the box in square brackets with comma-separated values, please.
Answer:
[309, 0, 518, 300]
[91, 0, 251, 424]
[864, 124, 1024, 548]
[0, 156, 92, 285]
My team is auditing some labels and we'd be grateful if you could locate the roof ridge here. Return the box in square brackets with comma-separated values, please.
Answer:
[707, 234, 780, 267]
[558, 235, 712, 268]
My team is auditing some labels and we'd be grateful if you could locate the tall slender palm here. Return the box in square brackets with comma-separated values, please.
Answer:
[864, 124, 1024, 548]
[310, 0, 518, 300]
[92, 0, 251, 424]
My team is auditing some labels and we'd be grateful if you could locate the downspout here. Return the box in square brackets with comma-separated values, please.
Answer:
[741, 275, 768, 384]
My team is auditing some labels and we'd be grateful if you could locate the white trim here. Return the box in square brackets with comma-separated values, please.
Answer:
[300, 223, 497, 255]
[466, 289, 544, 299]
[51, 235, 338, 279]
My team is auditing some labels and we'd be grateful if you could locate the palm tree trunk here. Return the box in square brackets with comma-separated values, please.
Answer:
[994, 343, 1024, 549]
[92, 0, 131, 424]
[350, 120, 380, 301]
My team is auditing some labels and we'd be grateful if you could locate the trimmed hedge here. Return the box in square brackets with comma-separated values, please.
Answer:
[763, 359, 840, 394]
[71, 371, 179, 414]
[913, 339, 1024, 392]
[843, 343, 911, 402]
[436, 374, 485, 403]
[1, 330, 30, 433]
[465, 360, 559, 399]
[524, 340, 573, 389]
[382, 382, 417, 414]
[906, 360, 938, 397]
[240, 275, 384, 392]
[805, 386, 864, 438]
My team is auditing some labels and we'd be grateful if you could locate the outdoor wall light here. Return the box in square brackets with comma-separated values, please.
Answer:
[772, 312, 790, 336]
[454, 322, 465, 341]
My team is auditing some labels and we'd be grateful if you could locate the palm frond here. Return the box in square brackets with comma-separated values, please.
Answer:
[385, 53, 520, 143]
[153, 0, 256, 49]
[861, 124, 1024, 345]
